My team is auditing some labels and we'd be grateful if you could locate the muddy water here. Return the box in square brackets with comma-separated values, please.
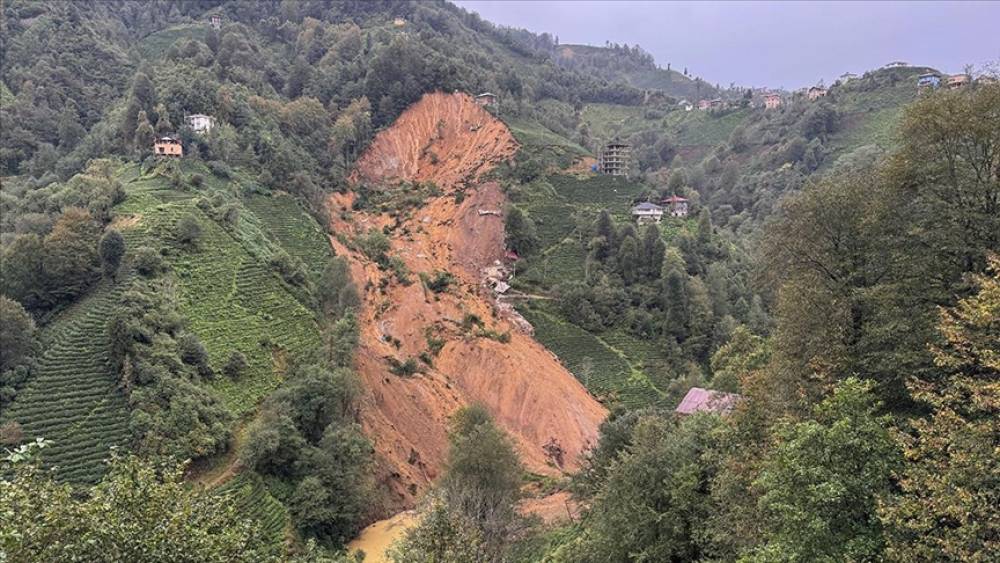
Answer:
[347, 511, 418, 562]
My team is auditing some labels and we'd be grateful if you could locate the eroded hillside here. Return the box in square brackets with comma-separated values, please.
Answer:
[329, 92, 607, 511]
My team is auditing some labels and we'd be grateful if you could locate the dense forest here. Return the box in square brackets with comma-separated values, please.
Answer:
[1, 0, 998, 562]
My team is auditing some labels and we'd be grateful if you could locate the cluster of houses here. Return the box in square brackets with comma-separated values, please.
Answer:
[630, 195, 689, 224]
[151, 114, 216, 158]
[917, 72, 980, 91]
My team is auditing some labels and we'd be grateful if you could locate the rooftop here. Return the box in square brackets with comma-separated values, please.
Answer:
[675, 387, 742, 415]
[632, 202, 663, 212]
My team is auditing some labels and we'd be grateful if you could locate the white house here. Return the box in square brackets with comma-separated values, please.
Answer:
[631, 202, 664, 224]
[677, 99, 694, 112]
[185, 114, 216, 134]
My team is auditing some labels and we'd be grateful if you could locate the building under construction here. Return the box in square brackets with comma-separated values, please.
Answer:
[598, 139, 631, 177]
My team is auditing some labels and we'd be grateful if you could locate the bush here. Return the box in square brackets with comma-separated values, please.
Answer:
[178, 333, 209, 371]
[175, 214, 203, 247]
[223, 351, 248, 379]
[389, 357, 420, 377]
[189, 173, 205, 187]
[424, 270, 454, 293]
[134, 246, 163, 276]
[99, 229, 126, 278]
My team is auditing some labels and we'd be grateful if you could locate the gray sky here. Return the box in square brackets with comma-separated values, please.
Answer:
[454, 1, 1000, 90]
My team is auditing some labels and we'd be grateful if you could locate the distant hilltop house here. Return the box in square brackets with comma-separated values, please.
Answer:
[807, 86, 828, 100]
[661, 195, 689, 217]
[697, 99, 711, 110]
[764, 93, 782, 109]
[885, 60, 909, 68]
[598, 139, 631, 176]
[678, 99, 694, 111]
[210, 14, 221, 30]
[839, 72, 858, 83]
[393, 17, 406, 27]
[675, 387, 742, 416]
[947, 74, 971, 89]
[475, 92, 498, 108]
[153, 136, 182, 157]
[185, 113, 216, 134]
[631, 202, 663, 224]
[978, 75, 999, 85]
[917, 73, 941, 90]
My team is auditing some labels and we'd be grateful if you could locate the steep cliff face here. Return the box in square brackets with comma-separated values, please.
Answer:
[328, 92, 607, 512]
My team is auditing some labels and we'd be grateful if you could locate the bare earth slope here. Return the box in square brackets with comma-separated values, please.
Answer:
[329, 92, 607, 512]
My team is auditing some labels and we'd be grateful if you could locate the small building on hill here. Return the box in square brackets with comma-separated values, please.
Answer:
[917, 73, 941, 90]
[947, 74, 971, 89]
[393, 17, 406, 27]
[153, 136, 183, 157]
[185, 114, 216, 134]
[675, 387, 742, 416]
[885, 60, 909, 68]
[678, 99, 694, 111]
[661, 195, 689, 217]
[599, 139, 631, 176]
[475, 92, 498, 108]
[807, 86, 828, 100]
[210, 14, 222, 30]
[631, 202, 664, 224]
[764, 93, 782, 109]
[698, 99, 712, 110]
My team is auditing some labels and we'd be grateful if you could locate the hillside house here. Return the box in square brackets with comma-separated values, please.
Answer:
[210, 14, 221, 30]
[153, 136, 182, 157]
[709, 98, 724, 109]
[697, 99, 711, 110]
[661, 195, 689, 217]
[599, 140, 631, 176]
[475, 92, 498, 108]
[977, 75, 998, 85]
[678, 99, 694, 111]
[764, 93, 782, 109]
[917, 73, 941, 90]
[631, 202, 664, 224]
[947, 74, 971, 89]
[184, 113, 216, 134]
[393, 17, 406, 27]
[675, 387, 742, 416]
[807, 86, 828, 100]
[885, 61, 909, 68]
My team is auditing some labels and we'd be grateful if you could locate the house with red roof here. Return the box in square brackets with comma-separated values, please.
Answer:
[661, 195, 689, 217]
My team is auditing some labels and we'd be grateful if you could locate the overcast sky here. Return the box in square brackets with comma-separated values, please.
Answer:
[453, 1, 1000, 90]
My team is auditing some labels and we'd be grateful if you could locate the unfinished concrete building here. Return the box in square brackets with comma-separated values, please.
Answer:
[598, 139, 631, 177]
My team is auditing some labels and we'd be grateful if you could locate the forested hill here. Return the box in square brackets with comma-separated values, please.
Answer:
[2, 0, 998, 561]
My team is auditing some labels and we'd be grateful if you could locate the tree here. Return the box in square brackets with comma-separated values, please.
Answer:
[640, 224, 665, 282]
[570, 413, 723, 562]
[880, 255, 1000, 561]
[748, 378, 900, 562]
[0, 296, 38, 406]
[99, 229, 125, 279]
[0, 451, 272, 562]
[616, 235, 640, 284]
[43, 207, 101, 305]
[395, 405, 524, 562]
[134, 110, 155, 150]
[504, 207, 539, 257]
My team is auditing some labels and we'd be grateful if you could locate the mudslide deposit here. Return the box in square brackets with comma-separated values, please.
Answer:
[328, 92, 606, 513]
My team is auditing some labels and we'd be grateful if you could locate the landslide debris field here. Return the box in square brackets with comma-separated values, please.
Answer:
[329, 92, 607, 511]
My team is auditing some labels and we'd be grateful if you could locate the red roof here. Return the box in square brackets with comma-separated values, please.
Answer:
[504, 250, 520, 261]
[661, 195, 688, 204]
[675, 387, 741, 415]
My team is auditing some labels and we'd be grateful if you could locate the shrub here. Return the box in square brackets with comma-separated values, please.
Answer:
[175, 213, 203, 247]
[357, 229, 391, 264]
[424, 270, 454, 293]
[189, 173, 205, 187]
[99, 229, 126, 278]
[178, 333, 209, 372]
[223, 351, 248, 379]
[462, 313, 483, 331]
[389, 357, 420, 377]
[133, 246, 163, 276]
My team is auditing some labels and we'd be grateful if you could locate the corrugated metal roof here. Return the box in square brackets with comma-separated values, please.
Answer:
[675, 387, 742, 415]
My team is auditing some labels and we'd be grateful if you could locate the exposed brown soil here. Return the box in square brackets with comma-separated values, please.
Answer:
[329, 92, 607, 514]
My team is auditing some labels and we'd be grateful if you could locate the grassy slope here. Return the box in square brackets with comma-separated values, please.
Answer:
[245, 193, 332, 280]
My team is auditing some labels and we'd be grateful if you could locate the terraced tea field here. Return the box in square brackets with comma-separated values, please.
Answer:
[217, 471, 289, 553]
[117, 176, 323, 415]
[520, 305, 667, 409]
[245, 194, 332, 279]
[2, 279, 131, 484]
